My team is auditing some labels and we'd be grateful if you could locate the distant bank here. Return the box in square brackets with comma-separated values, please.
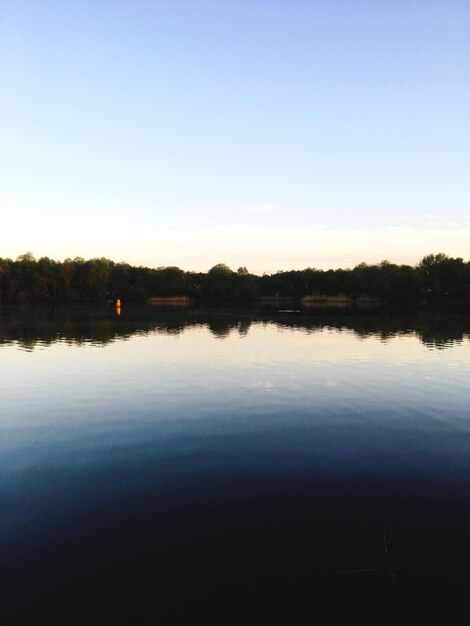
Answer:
[1, 252, 469, 307]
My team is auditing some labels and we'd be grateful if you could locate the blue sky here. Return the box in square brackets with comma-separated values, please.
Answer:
[1, 0, 469, 271]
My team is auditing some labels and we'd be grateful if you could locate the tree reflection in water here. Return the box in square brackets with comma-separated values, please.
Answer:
[0, 304, 468, 352]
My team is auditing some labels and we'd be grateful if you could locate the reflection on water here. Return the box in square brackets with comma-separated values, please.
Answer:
[1, 304, 469, 351]
[2, 305, 470, 623]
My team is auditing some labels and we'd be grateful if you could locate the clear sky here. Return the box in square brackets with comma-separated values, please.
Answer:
[1, 0, 469, 272]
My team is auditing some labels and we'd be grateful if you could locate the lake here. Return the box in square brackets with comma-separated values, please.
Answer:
[2, 305, 470, 623]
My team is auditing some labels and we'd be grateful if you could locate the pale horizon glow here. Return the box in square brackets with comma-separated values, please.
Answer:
[1, 1, 469, 269]
[3, 218, 469, 273]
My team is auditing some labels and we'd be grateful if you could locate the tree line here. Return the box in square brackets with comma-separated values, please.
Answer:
[1, 252, 469, 305]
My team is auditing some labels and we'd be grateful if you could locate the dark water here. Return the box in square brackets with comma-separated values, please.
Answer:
[2, 305, 470, 623]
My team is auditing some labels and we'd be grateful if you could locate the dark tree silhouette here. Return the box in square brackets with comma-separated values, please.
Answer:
[0, 252, 469, 305]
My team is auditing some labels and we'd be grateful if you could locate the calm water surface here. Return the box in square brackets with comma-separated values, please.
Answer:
[2, 306, 470, 623]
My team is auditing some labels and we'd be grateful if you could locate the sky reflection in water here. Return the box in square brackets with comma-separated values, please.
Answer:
[2, 307, 470, 621]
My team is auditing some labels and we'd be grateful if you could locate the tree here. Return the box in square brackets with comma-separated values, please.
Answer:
[419, 253, 465, 295]
[206, 264, 235, 300]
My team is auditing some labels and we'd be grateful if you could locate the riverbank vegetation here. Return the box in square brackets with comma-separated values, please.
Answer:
[1, 252, 469, 305]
